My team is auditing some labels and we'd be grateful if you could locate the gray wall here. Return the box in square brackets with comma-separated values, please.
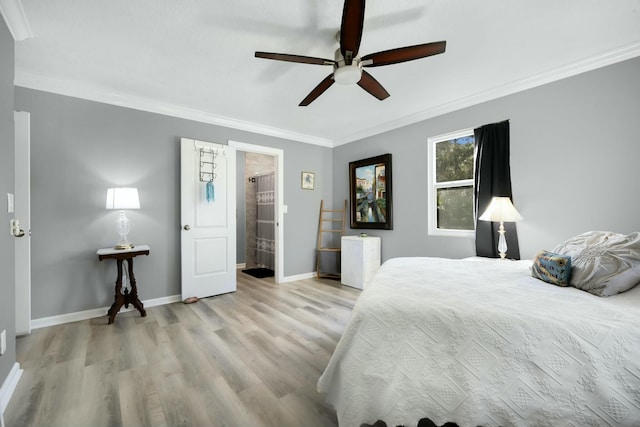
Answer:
[334, 57, 640, 261]
[14, 56, 640, 322]
[15, 87, 333, 319]
[0, 19, 16, 389]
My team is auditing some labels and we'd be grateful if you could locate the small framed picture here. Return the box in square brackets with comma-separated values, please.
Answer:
[301, 172, 315, 190]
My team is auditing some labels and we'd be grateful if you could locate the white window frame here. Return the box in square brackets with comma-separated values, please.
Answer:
[427, 128, 475, 237]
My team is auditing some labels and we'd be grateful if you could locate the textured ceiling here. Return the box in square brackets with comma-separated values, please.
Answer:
[12, 0, 640, 146]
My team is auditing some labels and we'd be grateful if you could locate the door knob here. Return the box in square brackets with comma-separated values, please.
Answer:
[183, 225, 191, 230]
[10, 219, 25, 237]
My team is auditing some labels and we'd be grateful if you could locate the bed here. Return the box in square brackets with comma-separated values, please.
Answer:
[317, 256, 640, 427]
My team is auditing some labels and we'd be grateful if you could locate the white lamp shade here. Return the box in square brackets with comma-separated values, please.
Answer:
[106, 187, 140, 210]
[478, 196, 522, 222]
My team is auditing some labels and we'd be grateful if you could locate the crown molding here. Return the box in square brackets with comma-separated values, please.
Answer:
[14, 70, 335, 148]
[332, 41, 640, 146]
[0, 0, 32, 41]
[15, 40, 640, 148]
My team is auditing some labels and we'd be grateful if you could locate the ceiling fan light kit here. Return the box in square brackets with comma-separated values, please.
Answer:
[255, 0, 447, 106]
[334, 64, 362, 85]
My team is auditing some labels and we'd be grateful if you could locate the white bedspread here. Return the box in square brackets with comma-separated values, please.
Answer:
[317, 257, 640, 427]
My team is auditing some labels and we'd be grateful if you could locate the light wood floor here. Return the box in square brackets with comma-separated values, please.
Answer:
[4, 270, 360, 427]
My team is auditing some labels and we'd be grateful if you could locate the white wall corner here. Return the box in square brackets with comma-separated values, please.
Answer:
[0, 0, 33, 41]
[0, 362, 23, 426]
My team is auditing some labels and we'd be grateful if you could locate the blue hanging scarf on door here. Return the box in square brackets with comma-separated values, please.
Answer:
[206, 181, 215, 203]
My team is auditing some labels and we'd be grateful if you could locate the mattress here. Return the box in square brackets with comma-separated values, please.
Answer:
[317, 257, 640, 427]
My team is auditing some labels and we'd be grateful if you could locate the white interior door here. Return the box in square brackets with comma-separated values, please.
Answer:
[180, 138, 236, 299]
[14, 111, 31, 335]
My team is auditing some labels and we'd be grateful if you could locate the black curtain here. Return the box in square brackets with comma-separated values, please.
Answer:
[474, 120, 520, 259]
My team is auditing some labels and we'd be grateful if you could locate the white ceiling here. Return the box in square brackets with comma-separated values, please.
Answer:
[10, 0, 640, 146]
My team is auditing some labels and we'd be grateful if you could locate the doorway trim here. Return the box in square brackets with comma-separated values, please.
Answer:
[14, 111, 31, 336]
[228, 140, 284, 284]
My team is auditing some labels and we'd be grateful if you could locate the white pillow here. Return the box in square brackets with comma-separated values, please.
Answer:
[552, 231, 640, 297]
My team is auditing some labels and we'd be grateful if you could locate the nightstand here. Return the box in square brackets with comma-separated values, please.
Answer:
[97, 245, 150, 324]
[341, 236, 381, 290]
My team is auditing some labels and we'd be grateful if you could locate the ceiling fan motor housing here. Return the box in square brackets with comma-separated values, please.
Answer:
[333, 48, 362, 84]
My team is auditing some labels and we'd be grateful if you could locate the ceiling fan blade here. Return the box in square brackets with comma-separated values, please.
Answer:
[361, 41, 446, 67]
[299, 74, 335, 106]
[357, 70, 390, 101]
[340, 0, 366, 61]
[255, 51, 334, 66]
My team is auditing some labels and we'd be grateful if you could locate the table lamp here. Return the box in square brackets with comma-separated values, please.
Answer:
[106, 187, 140, 249]
[478, 196, 522, 259]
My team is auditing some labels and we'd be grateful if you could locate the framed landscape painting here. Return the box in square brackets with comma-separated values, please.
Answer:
[349, 153, 393, 230]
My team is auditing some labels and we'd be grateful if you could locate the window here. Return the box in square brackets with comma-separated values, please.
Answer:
[427, 129, 475, 236]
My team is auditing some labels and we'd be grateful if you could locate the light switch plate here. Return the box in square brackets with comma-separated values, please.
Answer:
[7, 193, 14, 213]
[0, 329, 6, 355]
[282, 205, 288, 214]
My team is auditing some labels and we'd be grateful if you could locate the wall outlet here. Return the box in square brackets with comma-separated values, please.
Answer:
[0, 329, 6, 355]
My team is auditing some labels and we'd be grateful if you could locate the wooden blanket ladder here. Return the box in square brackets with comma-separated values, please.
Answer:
[316, 200, 347, 279]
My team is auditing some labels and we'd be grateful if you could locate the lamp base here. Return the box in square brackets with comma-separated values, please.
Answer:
[114, 210, 134, 250]
[497, 221, 508, 259]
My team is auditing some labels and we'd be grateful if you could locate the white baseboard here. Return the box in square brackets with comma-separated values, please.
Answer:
[0, 362, 23, 427]
[30, 294, 181, 330]
[29, 272, 324, 329]
[236, 263, 246, 269]
[282, 272, 317, 282]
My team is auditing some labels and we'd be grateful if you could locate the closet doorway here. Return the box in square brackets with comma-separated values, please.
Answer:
[244, 153, 275, 277]
[229, 140, 284, 283]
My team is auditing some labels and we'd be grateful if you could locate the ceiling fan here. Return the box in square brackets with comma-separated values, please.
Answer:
[255, 0, 446, 106]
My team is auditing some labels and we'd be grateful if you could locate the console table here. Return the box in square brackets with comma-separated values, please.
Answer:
[97, 245, 150, 324]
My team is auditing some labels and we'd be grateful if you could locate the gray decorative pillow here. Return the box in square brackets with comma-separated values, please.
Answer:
[552, 231, 640, 297]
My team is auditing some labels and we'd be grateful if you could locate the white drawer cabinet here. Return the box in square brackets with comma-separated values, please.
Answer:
[341, 236, 381, 290]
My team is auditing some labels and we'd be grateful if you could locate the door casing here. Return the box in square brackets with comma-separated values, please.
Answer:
[14, 111, 31, 336]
